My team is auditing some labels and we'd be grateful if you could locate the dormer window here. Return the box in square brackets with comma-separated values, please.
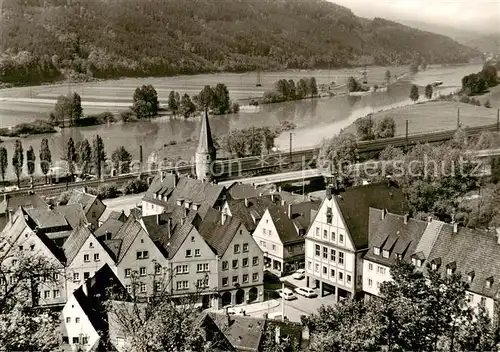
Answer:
[153, 193, 157, 199]
[395, 253, 402, 260]
[467, 271, 475, 283]
[486, 277, 494, 288]
[411, 258, 422, 267]
[430, 258, 441, 271]
[374, 247, 380, 255]
[176, 199, 183, 206]
[446, 262, 456, 275]
[382, 250, 389, 258]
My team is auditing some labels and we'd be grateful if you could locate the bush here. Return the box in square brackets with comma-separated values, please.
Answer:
[0, 120, 56, 137]
[88, 183, 119, 200]
[484, 100, 491, 108]
[231, 102, 240, 113]
[57, 190, 72, 205]
[459, 95, 470, 104]
[121, 178, 149, 195]
[119, 110, 135, 122]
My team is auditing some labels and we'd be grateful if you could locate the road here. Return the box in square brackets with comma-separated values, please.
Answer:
[102, 192, 145, 219]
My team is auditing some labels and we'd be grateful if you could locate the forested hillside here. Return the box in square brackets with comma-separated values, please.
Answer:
[0, 0, 480, 86]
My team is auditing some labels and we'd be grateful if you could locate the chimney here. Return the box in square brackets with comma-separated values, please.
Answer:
[427, 216, 433, 222]
[222, 212, 228, 225]
[381, 208, 386, 220]
[106, 231, 112, 240]
[326, 185, 332, 200]
[278, 186, 282, 193]
[271, 194, 275, 202]
[287, 203, 292, 219]
[160, 171, 164, 182]
[453, 222, 458, 234]
[259, 193, 263, 197]
[403, 213, 408, 224]
[281, 199, 285, 206]
[167, 218, 172, 238]
[174, 173, 178, 187]
[180, 217, 186, 226]
[253, 183, 257, 190]
[244, 198, 249, 207]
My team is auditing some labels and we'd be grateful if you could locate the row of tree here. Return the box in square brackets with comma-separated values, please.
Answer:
[461, 64, 498, 96]
[355, 115, 396, 141]
[409, 84, 433, 102]
[219, 126, 277, 157]
[263, 77, 318, 103]
[304, 260, 499, 352]
[0, 136, 133, 186]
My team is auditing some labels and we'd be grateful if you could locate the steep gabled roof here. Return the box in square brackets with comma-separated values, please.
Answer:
[365, 208, 428, 267]
[333, 182, 408, 249]
[225, 195, 279, 232]
[197, 208, 242, 256]
[143, 172, 178, 203]
[68, 190, 98, 214]
[107, 210, 127, 222]
[95, 218, 125, 239]
[226, 183, 261, 200]
[55, 203, 88, 229]
[426, 225, 500, 298]
[112, 216, 147, 263]
[62, 226, 94, 266]
[0, 193, 48, 214]
[25, 207, 70, 230]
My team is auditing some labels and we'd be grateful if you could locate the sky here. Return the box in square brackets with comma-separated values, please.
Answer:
[331, 0, 500, 34]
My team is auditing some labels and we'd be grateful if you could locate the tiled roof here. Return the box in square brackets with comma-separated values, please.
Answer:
[112, 217, 147, 263]
[225, 195, 279, 232]
[102, 239, 122, 262]
[333, 181, 408, 249]
[165, 216, 196, 260]
[55, 204, 88, 229]
[108, 210, 127, 222]
[197, 208, 242, 255]
[206, 313, 265, 352]
[144, 175, 226, 218]
[0, 193, 48, 214]
[95, 219, 125, 239]
[226, 182, 261, 200]
[62, 226, 93, 265]
[413, 220, 443, 263]
[25, 207, 70, 230]
[68, 190, 97, 214]
[426, 225, 500, 299]
[365, 208, 428, 267]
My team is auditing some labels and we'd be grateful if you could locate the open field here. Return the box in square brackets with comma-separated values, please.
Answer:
[472, 84, 500, 109]
[341, 100, 500, 137]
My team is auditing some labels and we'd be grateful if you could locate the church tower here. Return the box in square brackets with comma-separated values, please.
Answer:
[195, 112, 216, 181]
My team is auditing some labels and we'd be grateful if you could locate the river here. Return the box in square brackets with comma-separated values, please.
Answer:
[0, 64, 483, 179]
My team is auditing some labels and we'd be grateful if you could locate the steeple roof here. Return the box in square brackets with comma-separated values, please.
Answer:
[197, 112, 215, 153]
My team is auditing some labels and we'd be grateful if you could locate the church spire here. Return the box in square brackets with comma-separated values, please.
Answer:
[195, 111, 216, 181]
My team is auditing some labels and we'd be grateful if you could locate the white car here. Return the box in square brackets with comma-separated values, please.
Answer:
[292, 269, 305, 280]
[294, 287, 318, 298]
[277, 288, 297, 300]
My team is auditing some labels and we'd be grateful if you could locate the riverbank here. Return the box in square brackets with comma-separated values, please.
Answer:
[341, 100, 499, 138]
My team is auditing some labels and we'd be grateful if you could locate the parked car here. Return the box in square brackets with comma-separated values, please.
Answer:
[292, 269, 305, 280]
[276, 288, 297, 300]
[294, 287, 318, 298]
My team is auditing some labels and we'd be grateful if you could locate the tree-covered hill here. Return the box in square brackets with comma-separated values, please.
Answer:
[0, 0, 480, 86]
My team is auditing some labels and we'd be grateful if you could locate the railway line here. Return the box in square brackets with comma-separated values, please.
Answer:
[3, 123, 498, 198]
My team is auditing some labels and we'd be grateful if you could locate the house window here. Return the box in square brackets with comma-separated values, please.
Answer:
[30, 244, 35, 251]
[377, 266, 386, 275]
[84, 254, 90, 262]
[308, 261, 312, 269]
[196, 278, 208, 288]
[368, 279, 373, 287]
[222, 261, 229, 270]
[467, 293, 474, 302]
[338, 251, 344, 265]
[331, 232, 335, 241]
[53, 290, 60, 298]
[374, 247, 380, 255]
[252, 273, 259, 282]
[486, 280, 493, 289]
[243, 258, 249, 267]
[75, 317, 80, 323]
[73, 272, 80, 282]
[197, 263, 209, 272]
[263, 228, 266, 235]
[481, 297, 487, 305]
[234, 244, 240, 253]
[260, 241, 266, 248]
[89, 242, 94, 248]
[195, 249, 201, 257]
[315, 227, 319, 237]
[323, 266, 327, 274]
[339, 234, 344, 244]
[368, 263, 373, 271]
[155, 282, 162, 292]
[232, 259, 239, 269]
[84, 272, 90, 280]
[315, 245, 320, 257]
[18, 245, 23, 251]
[232, 276, 238, 284]
[126, 285, 132, 293]
[176, 281, 189, 290]
[73, 337, 79, 344]
[339, 272, 344, 280]
[92, 211, 96, 218]
[137, 251, 149, 259]
[272, 244, 276, 251]
[243, 274, 249, 283]
[347, 275, 352, 284]
[191, 236, 195, 242]
[54, 273, 60, 280]
[331, 269, 335, 278]
[315, 264, 319, 272]
[140, 283, 147, 293]
[82, 337, 88, 345]
[323, 230, 328, 239]
[288, 246, 294, 254]
[382, 250, 389, 258]
[447, 268, 452, 275]
[139, 267, 146, 276]
[222, 277, 229, 286]
[323, 246, 328, 259]
[155, 264, 161, 275]
[330, 249, 336, 261]
[252, 257, 259, 266]
[11, 259, 17, 266]
[44, 290, 50, 299]
[185, 249, 192, 257]
[326, 207, 332, 224]
[125, 268, 131, 277]
[66, 317, 71, 323]
[243, 243, 249, 252]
